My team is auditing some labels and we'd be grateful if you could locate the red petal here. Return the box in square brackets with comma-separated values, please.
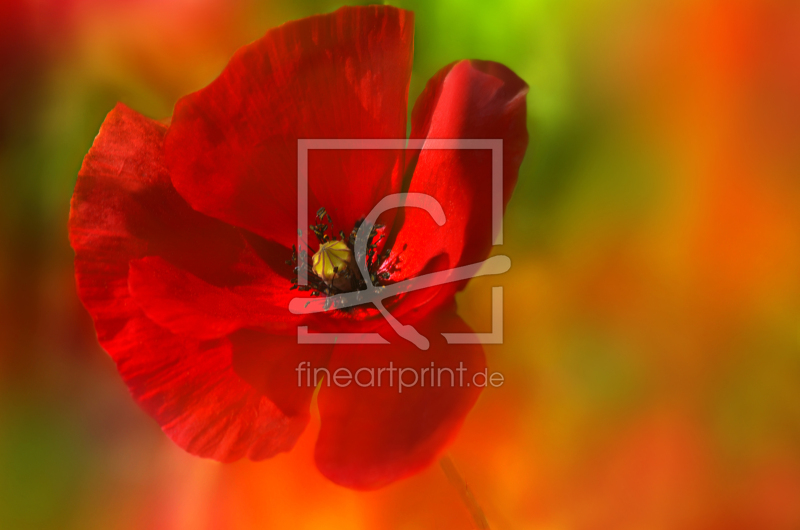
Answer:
[128, 253, 416, 339]
[165, 6, 414, 247]
[390, 60, 528, 294]
[69, 104, 311, 460]
[230, 330, 331, 417]
[314, 308, 486, 489]
[128, 255, 305, 339]
[111, 316, 307, 461]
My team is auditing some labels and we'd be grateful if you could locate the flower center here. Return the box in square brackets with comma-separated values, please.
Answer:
[287, 207, 398, 310]
[311, 240, 352, 282]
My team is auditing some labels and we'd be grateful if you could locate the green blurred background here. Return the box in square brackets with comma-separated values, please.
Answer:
[1, 0, 799, 528]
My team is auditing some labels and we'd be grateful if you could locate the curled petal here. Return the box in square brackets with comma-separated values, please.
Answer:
[390, 60, 528, 310]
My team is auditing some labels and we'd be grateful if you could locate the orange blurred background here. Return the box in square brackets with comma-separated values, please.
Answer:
[1, 0, 799, 528]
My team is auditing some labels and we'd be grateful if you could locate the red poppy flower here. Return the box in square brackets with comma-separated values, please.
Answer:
[69, 5, 528, 489]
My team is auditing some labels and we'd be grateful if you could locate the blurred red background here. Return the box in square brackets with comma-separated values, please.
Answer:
[0, 0, 799, 528]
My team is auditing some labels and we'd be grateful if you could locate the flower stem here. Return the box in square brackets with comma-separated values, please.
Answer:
[439, 454, 491, 529]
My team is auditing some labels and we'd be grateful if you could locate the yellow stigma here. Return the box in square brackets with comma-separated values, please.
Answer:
[311, 240, 352, 282]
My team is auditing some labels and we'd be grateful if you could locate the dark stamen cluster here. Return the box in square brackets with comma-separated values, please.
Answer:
[286, 207, 401, 311]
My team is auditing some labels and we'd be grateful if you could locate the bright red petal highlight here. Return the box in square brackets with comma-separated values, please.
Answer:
[165, 6, 414, 247]
[314, 308, 486, 490]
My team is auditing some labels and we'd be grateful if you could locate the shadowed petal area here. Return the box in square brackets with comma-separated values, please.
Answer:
[230, 329, 332, 418]
[389, 60, 528, 293]
[165, 5, 414, 248]
[69, 104, 311, 460]
[128, 255, 307, 339]
[314, 308, 486, 489]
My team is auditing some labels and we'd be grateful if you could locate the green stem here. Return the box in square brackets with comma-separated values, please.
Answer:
[440, 455, 491, 529]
